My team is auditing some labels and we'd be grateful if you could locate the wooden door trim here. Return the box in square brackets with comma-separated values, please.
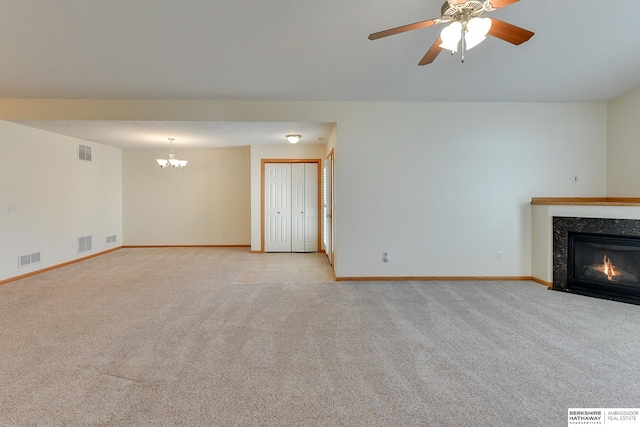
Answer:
[261, 159, 322, 253]
[325, 149, 335, 268]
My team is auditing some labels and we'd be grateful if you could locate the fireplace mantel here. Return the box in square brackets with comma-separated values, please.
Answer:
[532, 197, 640, 207]
[531, 197, 640, 287]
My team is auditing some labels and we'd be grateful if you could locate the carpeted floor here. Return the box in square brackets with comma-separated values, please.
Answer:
[1, 247, 639, 426]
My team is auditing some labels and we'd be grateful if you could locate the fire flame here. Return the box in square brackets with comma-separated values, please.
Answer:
[602, 254, 616, 281]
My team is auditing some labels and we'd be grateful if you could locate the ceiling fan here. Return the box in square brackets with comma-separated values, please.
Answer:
[368, 0, 534, 65]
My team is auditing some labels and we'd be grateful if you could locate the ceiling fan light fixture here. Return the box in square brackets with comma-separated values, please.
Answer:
[286, 134, 301, 144]
[464, 34, 486, 50]
[468, 17, 492, 35]
[465, 17, 492, 50]
[439, 21, 462, 52]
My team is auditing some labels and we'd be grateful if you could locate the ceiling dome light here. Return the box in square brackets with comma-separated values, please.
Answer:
[286, 134, 301, 144]
[439, 21, 462, 53]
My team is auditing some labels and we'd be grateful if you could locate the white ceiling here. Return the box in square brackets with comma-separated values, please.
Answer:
[3, 0, 640, 148]
[11, 121, 335, 149]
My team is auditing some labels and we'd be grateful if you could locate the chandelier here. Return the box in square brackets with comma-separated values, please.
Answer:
[156, 138, 188, 169]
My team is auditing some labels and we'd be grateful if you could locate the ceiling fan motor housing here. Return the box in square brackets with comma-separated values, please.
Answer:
[442, 0, 487, 22]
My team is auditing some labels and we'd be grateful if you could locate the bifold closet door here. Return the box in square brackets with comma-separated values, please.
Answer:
[291, 163, 318, 252]
[265, 162, 318, 253]
[264, 163, 292, 252]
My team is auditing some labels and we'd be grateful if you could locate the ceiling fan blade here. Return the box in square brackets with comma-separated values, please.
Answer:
[418, 37, 443, 66]
[488, 18, 534, 45]
[368, 19, 439, 40]
[489, 0, 520, 8]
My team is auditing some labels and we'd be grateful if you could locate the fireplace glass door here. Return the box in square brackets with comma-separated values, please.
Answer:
[568, 232, 640, 302]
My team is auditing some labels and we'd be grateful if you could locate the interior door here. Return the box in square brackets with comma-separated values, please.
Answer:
[264, 163, 292, 252]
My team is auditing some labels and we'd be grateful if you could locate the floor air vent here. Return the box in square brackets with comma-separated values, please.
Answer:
[106, 235, 117, 244]
[78, 235, 92, 254]
[78, 144, 92, 161]
[19, 252, 41, 268]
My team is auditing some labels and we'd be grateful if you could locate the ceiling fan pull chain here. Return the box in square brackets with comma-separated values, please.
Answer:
[461, 26, 466, 63]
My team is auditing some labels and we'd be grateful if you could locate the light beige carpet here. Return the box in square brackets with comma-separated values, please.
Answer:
[1, 247, 639, 426]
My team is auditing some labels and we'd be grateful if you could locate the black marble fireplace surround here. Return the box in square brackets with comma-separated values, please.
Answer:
[553, 217, 640, 304]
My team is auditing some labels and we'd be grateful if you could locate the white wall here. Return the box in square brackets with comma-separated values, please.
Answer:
[123, 147, 250, 245]
[334, 102, 607, 278]
[250, 143, 327, 251]
[0, 121, 122, 281]
[608, 83, 640, 196]
[0, 99, 609, 279]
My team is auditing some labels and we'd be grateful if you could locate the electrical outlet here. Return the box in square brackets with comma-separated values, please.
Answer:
[383, 251, 389, 263]
[7, 204, 16, 214]
[497, 251, 503, 261]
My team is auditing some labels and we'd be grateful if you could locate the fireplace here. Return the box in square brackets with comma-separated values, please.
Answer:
[553, 216, 640, 305]
[567, 232, 640, 302]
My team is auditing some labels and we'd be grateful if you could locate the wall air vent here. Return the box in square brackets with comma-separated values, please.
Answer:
[19, 252, 41, 268]
[106, 235, 117, 244]
[78, 235, 92, 254]
[19, 254, 30, 267]
[78, 144, 92, 161]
